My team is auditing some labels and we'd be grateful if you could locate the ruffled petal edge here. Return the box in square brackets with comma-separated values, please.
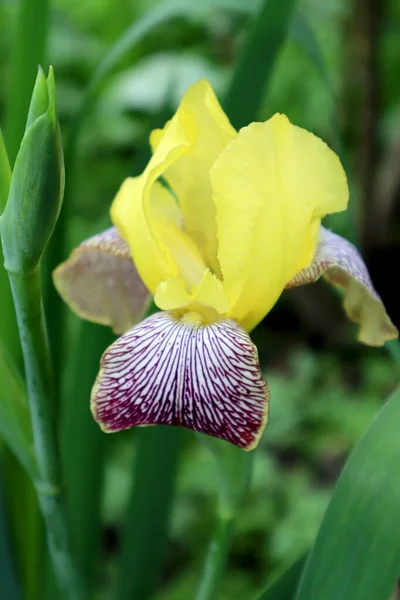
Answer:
[286, 227, 398, 346]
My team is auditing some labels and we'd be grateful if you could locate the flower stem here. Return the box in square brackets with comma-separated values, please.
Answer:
[7, 268, 85, 600]
[195, 516, 234, 600]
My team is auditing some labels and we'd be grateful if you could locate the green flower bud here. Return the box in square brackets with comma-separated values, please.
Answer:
[0, 67, 64, 273]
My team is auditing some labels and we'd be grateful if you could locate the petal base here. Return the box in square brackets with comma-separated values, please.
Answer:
[91, 312, 269, 450]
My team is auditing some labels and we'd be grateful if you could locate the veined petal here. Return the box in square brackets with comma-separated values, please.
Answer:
[286, 227, 398, 346]
[150, 79, 236, 272]
[53, 227, 150, 334]
[91, 312, 269, 450]
[211, 115, 349, 332]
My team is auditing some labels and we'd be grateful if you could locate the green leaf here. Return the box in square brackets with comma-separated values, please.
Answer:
[61, 321, 114, 588]
[198, 435, 253, 518]
[69, 0, 257, 142]
[0, 343, 37, 478]
[4, 0, 49, 165]
[117, 427, 184, 600]
[83, 0, 258, 100]
[193, 438, 253, 600]
[0, 474, 21, 600]
[256, 555, 306, 600]
[0, 131, 11, 213]
[295, 387, 400, 600]
[223, 0, 297, 128]
[289, 11, 344, 160]
[2, 458, 42, 600]
[289, 11, 332, 92]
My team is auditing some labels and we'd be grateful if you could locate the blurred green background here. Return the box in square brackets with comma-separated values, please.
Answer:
[0, 0, 399, 598]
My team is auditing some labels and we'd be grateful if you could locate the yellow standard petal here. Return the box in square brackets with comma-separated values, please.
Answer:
[111, 79, 236, 314]
[150, 79, 236, 272]
[111, 107, 208, 295]
[211, 114, 349, 332]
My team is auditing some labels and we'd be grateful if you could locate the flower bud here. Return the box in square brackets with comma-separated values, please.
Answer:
[0, 67, 64, 273]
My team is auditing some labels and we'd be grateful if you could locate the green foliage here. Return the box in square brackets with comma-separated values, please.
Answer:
[295, 387, 400, 600]
[224, 0, 296, 127]
[0, 344, 36, 478]
[4, 0, 49, 164]
[0, 477, 21, 600]
[116, 427, 184, 600]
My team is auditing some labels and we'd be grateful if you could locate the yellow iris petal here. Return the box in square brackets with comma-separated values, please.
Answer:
[194, 270, 229, 314]
[211, 114, 349, 332]
[111, 79, 235, 300]
[111, 178, 176, 293]
[111, 105, 201, 294]
[155, 269, 229, 316]
[154, 277, 192, 310]
[150, 79, 236, 272]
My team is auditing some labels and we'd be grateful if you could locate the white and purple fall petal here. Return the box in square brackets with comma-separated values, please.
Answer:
[91, 311, 270, 450]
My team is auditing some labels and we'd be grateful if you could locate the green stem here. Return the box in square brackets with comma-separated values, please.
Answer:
[1, 125, 41, 600]
[195, 517, 234, 600]
[7, 269, 85, 600]
[116, 426, 184, 600]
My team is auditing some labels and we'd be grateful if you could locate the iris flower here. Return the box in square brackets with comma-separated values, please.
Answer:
[54, 80, 397, 450]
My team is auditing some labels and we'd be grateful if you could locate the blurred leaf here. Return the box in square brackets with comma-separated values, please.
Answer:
[60, 321, 113, 589]
[2, 458, 41, 600]
[0, 343, 36, 478]
[289, 10, 343, 160]
[257, 555, 306, 600]
[224, 0, 297, 128]
[387, 340, 400, 367]
[198, 435, 253, 518]
[4, 0, 49, 164]
[117, 427, 185, 600]
[77, 0, 216, 120]
[289, 11, 333, 93]
[0, 474, 21, 600]
[295, 387, 400, 600]
[0, 131, 18, 365]
[101, 52, 222, 114]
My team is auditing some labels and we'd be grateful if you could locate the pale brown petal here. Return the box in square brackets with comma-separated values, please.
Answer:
[286, 226, 398, 346]
[53, 227, 151, 334]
